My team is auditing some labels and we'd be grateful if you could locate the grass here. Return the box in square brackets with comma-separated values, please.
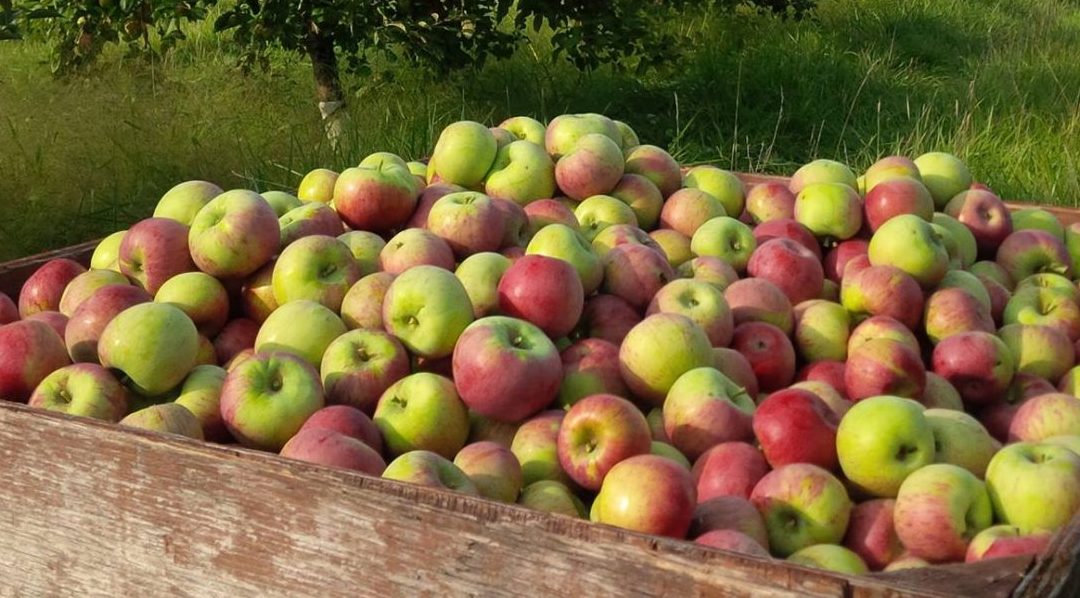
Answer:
[1, 0, 1079, 261]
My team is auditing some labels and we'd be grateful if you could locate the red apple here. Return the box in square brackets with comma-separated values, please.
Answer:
[730, 322, 796, 393]
[724, 278, 794, 334]
[845, 338, 926, 401]
[693, 441, 770, 501]
[753, 388, 840, 470]
[660, 188, 726, 237]
[332, 163, 419, 234]
[118, 217, 196, 294]
[943, 189, 1013, 259]
[714, 347, 760, 399]
[690, 495, 771, 551]
[0, 320, 71, 403]
[280, 427, 386, 475]
[558, 339, 628, 408]
[573, 294, 641, 345]
[824, 239, 869, 284]
[301, 404, 383, 453]
[843, 499, 903, 571]
[557, 393, 652, 491]
[213, 318, 259, 366]
[498, 255, 585, 339]
[64, 284, 152, 364]
[841, 265, 924, 330]
[18, 258, 86, 319]
[863, 178, 934, 232]
[746, 182, 797, 224]
[747, 238, 825, 305]
[591, 454, 696, 538]
[797, 361, 849, 399]
[932, 331, 1016, 406]
[752, 218, 822, 260]
[601, 244, 676, 311]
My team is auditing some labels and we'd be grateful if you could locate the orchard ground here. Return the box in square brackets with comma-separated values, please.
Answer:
[2, 0, 1079, 262]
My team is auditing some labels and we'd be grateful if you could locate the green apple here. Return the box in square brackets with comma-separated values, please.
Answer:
[511, 410, 572, 486]
[863, 155, 921, 192]
[254, 299, 347, 367]
[455, 252, 512, 318]
[690, 216, 757, 272]
[787, 544, 868, 575]
[374, 372, 469, 459]
[613, 120, 640, 151]
[789, 159, 858, 194]
[338, 231, 386, 276]
[526, 223, 603, 294]
[98, 302, 199, 396]
[932, 213, 977, 268]
[649, 229, 692, 267]
[868, 214, 950, 287]
[174, 364, 229, 441]
[647, 278, 734, 347]
[913, 152, 972, 208]
[651, 441, 692, 469]
[574, 194, 638, 242]
[1065, 222, 1080, 275]
[427, 120, 498, 187]
[618, 313, 715, 405]
[837, 396, 935, 497]
[359, 151, 410, 172]
[382, 265, 474, 359]
[297, 168, 339, 203]
[894, 463, 993, 562]
[498, 116, 546, 146]
[518, 480, 586, 517]
[119, 403, 204, 440]
[153, 180, 223, 225]
[925, 408, 996, 477]
[272, 235, 362, 312]
[320, 328, 410, 414]
[937, 270, 992, 313]
[483, 140, 556, 205]
[1044, 435, 1080, 456]
[189, 189, 281, 279]
[27, 363, 128, 422]
[1012, 208, 1065, 239]
[382, 449, 479, 494]
[610, 173, 663, 230]
[90, 230, 127, 272]
[683, 165, 745, 217]
[220, 351, 325, 451]
[544, 113, 621, 159]
[986, 441, 1080, 532]
[999, 323, 1074, 383]
[793, 299, 850, 363]
[260, 190, 303, 217]
[750, 463, 853, 557]
[794, 182, 863, 242]
[453, 441, 524, 503]
[154, 271, 230, 337]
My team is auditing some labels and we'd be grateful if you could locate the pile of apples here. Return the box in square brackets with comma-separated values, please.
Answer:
[3, 112, 1080, 576]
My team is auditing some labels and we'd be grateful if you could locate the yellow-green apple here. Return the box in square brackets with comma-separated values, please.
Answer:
[789, 159, 858, 195]
[693, 441, 769, 501]
[794, 300, 850, 363]
[923, 408, 995, 477]
[153, 180, 223, 225]
[868, 214, 950, 288]
[58, 270, 129, 317]
[427, 191, 505, 257]
[748, 238, 825, 305]
[746, 182, 797, 224]
[649, 229, 692, 267]
[212, 317, 258, 366]
[278, 201, 345, 248]
[932, 213, 978, 268]
[724, 278, 794, 333]
[483, 140, 556, 205]
[173, 364, 229, 441]
[406, 182, 465, 229]
[753, 387, 839, 470]
[986, 441, 1080, 532]
[837, 396, 935, 497]
[518, 480, 586, 517]
[691, 495, 770, 550]
[695, 529, 770, 557]
[893, 463, 993, 562]
[373, 372, 468, 458]
[280, 427, 385, 475]
[382, 449, 479, 494]
[1009, 393, 1080, 441]
[255, 299, 346, 366]
[574, 194, 638, 241]
[934, 218, 968, 267]
[914, 152, 972, 208]
[730, 322, 796, 393]
[690, 216, 757, 272]
[609, 173, 663, 230]
[320, 329, 409, 414]
[678, 256, 739, 291]
[337, 230, 385, 276]
[923, 287, 995, 344]
[240, 261, 277, 324]
[965, 525, 1053, 563]
[824, 239, 869, 283]
[659, 188, 726, 238]
[938, 270, 993, 313]
[999, 323, 1073, 383]
[453, 441, 524, 503]
[544, 113, 620, 159]
[683, 166, 745, 217]
[340, 272, 394, 331]
[590, 223, 660, 259]
[624, 144, 682, 198]
[522, 199, 579, 241]
[90, 230, 126, 272]
[647, 279, 734, 347]
[787, 544, 868, 574]
[1066, 222, 1080, 274]
[194, 335, 217, 366]
[454, 252, 511, 318]
[646, 407, 668, 442]
[271, 235, 361, 312]
[752, 218, 823, 260]
[843, 499, 902, 571]
[297, 168, 339, 203]
[154, 271, 229, 337]
[497, 254, 584, 338]
[380, 227, 457, 275]
[260, 190, 303, 217]
[574, 294, 640, 345]
[19, 258, 87, 318]
[921, 372, 965, 411]
[863, 177, 934, 232]
[1045, 435, 1080, 456]
[1012, 207, 1065, 239]
[28, 362, 127, 421]
[220, 350, 324, 450]
[99, 303, 198, 396]
[794, 183, 863, 243]
[591, 454, 696, 537]
[498, 116, 546, 146]
[796, 361, 848, 400]
[750, 463, 853, 556]
[944, 189, 1013, 258]
[452, 316, 561, 422]
[553, 134, 624, 201]
[188, 190, 279, 278]
[601, 244, 675, 311]
[714, 347, 760, 398]
[382, 265, 474, 359]
[1062, 366, 1080, 397]
[64, 284, 151, 363]
[663, 367, 754, 460]
[1003, 286, 1080, 341]
[556, 393, 651, 490]
[525, 223, 603, 293]
[558, 339, 628, 408]
[864, 155, 921, 192]
[619, 313, 715, 405]
[511, 410, 572, 486]
[997, 229, 1073, 284]
[652, 441, 692, 469]
[120, 403, 204, 440]
[301, 404, 383, 453]
[1015, 272, 1079, 303]
[426, 121, 498, 188]
[613, 120, 639, 150]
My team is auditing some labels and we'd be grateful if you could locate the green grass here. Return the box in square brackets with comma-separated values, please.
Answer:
[2, 0, 1080, 261]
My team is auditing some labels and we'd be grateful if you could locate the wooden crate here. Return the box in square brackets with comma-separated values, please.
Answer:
[1, 175, 1078, 597]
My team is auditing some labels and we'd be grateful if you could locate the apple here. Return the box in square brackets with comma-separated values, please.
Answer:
[649, 229, 693, 267]
[659, 188, 727, 238]
[239, 261, 277, 324]
[823, 239, 869, 283]
[336, 231, 385, 277]
[382, 265, 474, 359]
[260, 190, 302, 217]
[498, 254, 584, 339]
[297, 168, 339, 203]
[525, 223, 603, 294]
[965, 525, 1053, 563]
[921, 409, 995, 480]
[862, 177, 934, 233]
[793, 183, 863, 242]
[884, 554, 931, 571]
[26, 311, 67, 340]
[219, 350, 325, 450]
[796, 361, 848, 399]
[601, 244, 676, 311]
[301, 404, 383, 453]
[1012, 207, 1065, 239]
[864, 155, 921, 191]
[923, 287, 995, 344]
[793, 300, 850, 363]
[153, 271, 229, 337]
[619, 313, 715, 405]
[556, 394, 651, 490]
[482, 139, 556, 206]
[921, 372, 965, 411]
[1066, 223, 1080, 274]
[647, 279, 734, 347]
[683, 165, 745, 217]
[498, 116, 546, 146]
[279, 201, 345, 248]
[511, 410, 573, 486]
[338, 273, 393, 332]
[893, 463, 993, 562]
[522, 199, 579, 241]
[790, 159, 858, 194]
[750, 463, 853, 557]
[624, 144, 682, 197]
[1009, 393, 1080, 442]
[789, 380, 850, 418]
[591, 223, 661, 259]
[663, 367, 755, 460]
[999, 323, 1074, 384]
[119, 403, 204, 440]
[845, 338, 926, 401]
[609, 173, 663, 230]
[933, 213, 978, 269]
[185, 189, 279, 279]
[843, 499, 902, 571]
[169, 364, 230, 441]
[695, 530, 770, 558]
[373, 372, 469, 459]
[724, 278, 794, 334]
[28, 362, 127, 421]
[690, 217, 757, 273]
[1003, 286, 1080, 341]
[64, 284, 151, 364]
[213, 318, 258, 366]
[754, 387, 839, 470]
[518, 480, 586, 517]
[1015, 272, 1079, 304]
[691, 495, 770, 550]
[320, 329, 409, 415]
[90, 230, 127, 272]
[837, 396, 935, 498]
[494, 198, 532, 249]
[573, 294, 640, 345]
[558, 339, 628, 407]
[693, 441, 770, 501]
[730, 322, 797, 393]
[747, 238, 824, 305]
[555, 134, 625, 201]
[98, 302, 198, 396]
[746, 182, 797, 224]
[986, 441, 1080, 532]
[449, 252, 508, 319]
[58, 269, 129, 317]
[382, 450, 479, 494]
[911, 151, 970, 207]
[787, 544, 868, 575]
[868, 214, 950, 288]
[379, 228, 455, 274]
[152, 180, 223, 226]
[678, 256, 739, 292]
[944, 189, 1013, 258]
[426, 120, 498, 187]
[426, 191, 506, 257]
[574, 194, 638, 242]
[280, 427, 386, 475]
[997, 229, 1073, 283]
[590, 454, 696, 538]
[269, 235, 360, 312]
[406, 182, 465, 229]
[0, 293, 16, 324]
[613, 120, 639, 150]
[255, 299, 346, 367]
[18, 258, 87, 318]
[453, 441, 524, 503]
[714, 347, 760, 397]
[752, 218, 822, 260]
[544, 113, 621, 159]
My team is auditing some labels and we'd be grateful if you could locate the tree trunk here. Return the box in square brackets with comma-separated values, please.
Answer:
[305, 23, 346, 148]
